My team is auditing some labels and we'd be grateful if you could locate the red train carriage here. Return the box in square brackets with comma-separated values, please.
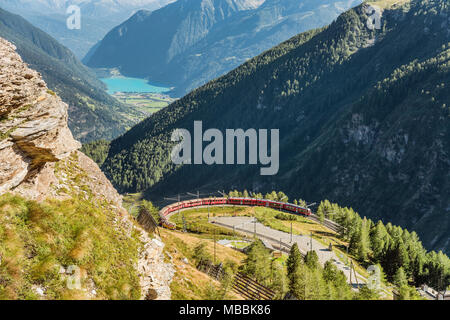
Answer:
[224, 197, 311, 216]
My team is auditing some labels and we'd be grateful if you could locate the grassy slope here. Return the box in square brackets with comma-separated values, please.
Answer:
[160, 228, 245, 300]
[0, 154, 143, 300]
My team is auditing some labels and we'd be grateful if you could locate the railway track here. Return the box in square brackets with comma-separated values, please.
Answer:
[151, 198, 372, 291]
[307, 213, 341, 233]
[159, 198, 343, 236]
[211, 219, 297, 255]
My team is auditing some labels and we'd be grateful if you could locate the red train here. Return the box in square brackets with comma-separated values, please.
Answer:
[160, 197, 312, 219]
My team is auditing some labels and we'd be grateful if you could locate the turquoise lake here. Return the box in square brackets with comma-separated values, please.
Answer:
[100, 77, 171, 94]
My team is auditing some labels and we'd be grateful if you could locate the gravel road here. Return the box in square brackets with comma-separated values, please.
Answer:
[211, 216, 366, 288]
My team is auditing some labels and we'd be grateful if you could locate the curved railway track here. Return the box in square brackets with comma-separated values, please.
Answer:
[158, 197, 341, 234]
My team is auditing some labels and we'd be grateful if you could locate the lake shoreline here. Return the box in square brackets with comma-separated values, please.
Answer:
[100, 75, 174, 95]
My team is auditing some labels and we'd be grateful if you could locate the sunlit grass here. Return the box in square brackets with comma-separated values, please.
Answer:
[160, 228, 245, 300]
[0, 192, 142, 300]
[367, 0, 410, 9]
[169, 206, 249, 238]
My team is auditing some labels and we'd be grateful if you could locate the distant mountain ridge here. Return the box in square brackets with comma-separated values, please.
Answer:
[0, 0, 176, 57]
[0, 7, 136, 142]
[85, 0, 362, 96]
[101, 0, 450, 254]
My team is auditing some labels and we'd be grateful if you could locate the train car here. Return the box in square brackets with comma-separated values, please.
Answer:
[227, 197, 259, 206]
[227, 197, 242, 205]
[164, 204, 174, 216]
[267, 201, 281, 209]
[161, 218, 176, 230]
[216, 198, 227, 205]
[256, 199, 267, 207]
[295, 206, 312, 216]
[184, 199, 199, 209]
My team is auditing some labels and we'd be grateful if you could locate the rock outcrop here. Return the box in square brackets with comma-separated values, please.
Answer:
[0, 37, 173, 299]
[0, 37, 80, 197]
[138, 232, 175, 300]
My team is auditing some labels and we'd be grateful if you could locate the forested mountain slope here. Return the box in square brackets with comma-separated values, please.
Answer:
[85, 0, 362, 96]
[0, 7, 137, 142]
[102, 0, 450, 254]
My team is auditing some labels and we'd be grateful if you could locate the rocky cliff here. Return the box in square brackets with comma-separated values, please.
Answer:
[0, 37, 173, 300]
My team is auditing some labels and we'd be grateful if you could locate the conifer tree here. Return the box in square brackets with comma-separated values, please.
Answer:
[354, 286, 380, 300]
[290, 266, 308, 300]
[304, 250, 320, 270]
[287, 244, 303, 280]
[276, 191, 287, 202]
[370, 221, 389, 262]
[393, 267, 408, 288]
[241, 240, 271, 284]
